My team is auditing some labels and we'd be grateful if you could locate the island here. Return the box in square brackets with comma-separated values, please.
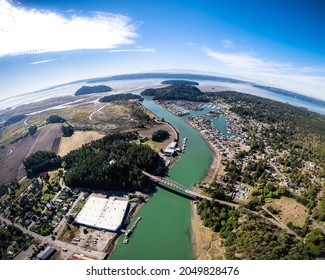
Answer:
[99, 93, 143, 103]
[161, 80, 199, 86]
[74, 85, 112, 96]
[141, 84, 209, 102]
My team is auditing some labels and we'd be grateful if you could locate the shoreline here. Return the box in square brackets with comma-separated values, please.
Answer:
[191, 202, 224, 260]
[185, 118, 224, 183]
[141, 98, 224, 260]
[186, 119, 226, 260]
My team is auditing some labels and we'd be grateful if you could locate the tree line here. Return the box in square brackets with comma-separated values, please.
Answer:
[63, 132, 165, 190]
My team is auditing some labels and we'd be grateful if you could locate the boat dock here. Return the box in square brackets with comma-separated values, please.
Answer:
[123, 217, 142, 244]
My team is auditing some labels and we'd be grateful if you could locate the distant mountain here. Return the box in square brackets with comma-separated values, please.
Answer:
[253, 85, 325, 106]
[99, 93, 143, 103]
[86, 73, 247, 84]
[4, 114, 26, 126]
[75, 85, 112, 96]
[161, 80, 199, 86]
[141, 84, 209, 102]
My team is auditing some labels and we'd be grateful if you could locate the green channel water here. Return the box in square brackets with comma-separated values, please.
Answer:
[109, 98, 213, 260]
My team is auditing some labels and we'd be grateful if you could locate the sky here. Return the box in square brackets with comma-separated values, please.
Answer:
[0, 0, 324, 101]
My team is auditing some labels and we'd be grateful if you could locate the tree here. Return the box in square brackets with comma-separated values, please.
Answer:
[62, 123, 74, 137]
[66, 215, 74, 224]
[305, 228, 325, 257]
[46, 115, 66, 123]
[28, 125, 37, 136]
[151, 129, 170, 142]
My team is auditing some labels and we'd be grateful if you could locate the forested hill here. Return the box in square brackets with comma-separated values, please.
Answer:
[99, 93, 143, 103]
[75, 85, 112, 96]
[63, 133, 165, 191]
[141, 84, 209, 102]
[215, 91, 325, 163]
[161, 80, 199, 86]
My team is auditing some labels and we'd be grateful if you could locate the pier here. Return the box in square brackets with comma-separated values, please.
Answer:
[122, 217, 142, 244]
[141, 171, 239, 208]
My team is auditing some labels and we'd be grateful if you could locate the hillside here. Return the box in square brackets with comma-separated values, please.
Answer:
[141, 84, 209, 102]
[99, 93, 143, 103]
[63, 133, 165, 190]
[161, 80, 199, 86]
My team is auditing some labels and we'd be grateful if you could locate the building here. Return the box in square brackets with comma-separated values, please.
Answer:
[74, 196, 129, 232]
[37, 246, 56, 260]
[164, 141, 178, 156]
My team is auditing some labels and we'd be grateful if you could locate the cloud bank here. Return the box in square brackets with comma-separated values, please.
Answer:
[108, 47, 155, 53]
[0, 0, 138, 57]
[202, 47, 325, 98]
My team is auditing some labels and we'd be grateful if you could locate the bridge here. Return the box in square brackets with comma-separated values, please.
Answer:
[141, 171, 239, 208]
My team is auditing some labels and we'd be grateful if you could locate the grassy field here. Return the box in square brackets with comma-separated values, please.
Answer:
[268, 196, 309, 227]
[58, 130, 105, 156]
[144, 140, 159, 150]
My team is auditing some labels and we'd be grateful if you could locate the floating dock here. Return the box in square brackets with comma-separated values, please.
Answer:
[123, 217, 142, 244]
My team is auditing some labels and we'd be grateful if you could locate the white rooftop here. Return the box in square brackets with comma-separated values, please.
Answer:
[75, 196, 129, 232]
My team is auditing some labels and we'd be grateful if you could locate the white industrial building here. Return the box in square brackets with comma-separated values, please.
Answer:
[74, 196, 129, 232]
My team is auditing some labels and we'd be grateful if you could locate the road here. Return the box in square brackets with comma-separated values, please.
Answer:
[310, 218, 325, 235]
[24, 117, 29, 126]
[89, 104, 107, 121]
[142, 171, 240, 208]
[261, 206, 303, 241]
[0, 213, 106, 260]
[53, 192, 84, 237]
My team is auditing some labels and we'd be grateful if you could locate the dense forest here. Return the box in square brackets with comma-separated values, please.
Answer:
[3, 114, 26, 126]
[23, 150, 62, 177]
[197, 200, 325, 259]
[75, 85, 112, 96]
[141, 85, 210, 102]
[99, 93, 143, 103]
[161, 80, 199, 85]
[63, 133, 165, 191]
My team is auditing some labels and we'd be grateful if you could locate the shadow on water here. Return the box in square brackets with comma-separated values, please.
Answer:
[156, 183, 195, 201]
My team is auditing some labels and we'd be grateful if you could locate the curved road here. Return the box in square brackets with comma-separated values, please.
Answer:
[89, 104, 107, 121]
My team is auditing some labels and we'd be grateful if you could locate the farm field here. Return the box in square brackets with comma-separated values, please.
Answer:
[58, 130, 105, 156]
[0, 124, 62, 185]
[267, 197, 309, 227]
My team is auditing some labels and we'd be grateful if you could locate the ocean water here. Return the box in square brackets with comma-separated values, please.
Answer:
[1, 77, 324, 115]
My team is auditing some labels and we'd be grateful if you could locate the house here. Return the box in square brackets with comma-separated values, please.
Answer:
[37, 246, 56, 260]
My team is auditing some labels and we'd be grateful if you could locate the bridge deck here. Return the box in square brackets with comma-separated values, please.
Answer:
[142, 171, 238, 208]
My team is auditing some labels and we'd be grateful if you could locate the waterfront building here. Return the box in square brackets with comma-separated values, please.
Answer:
[74, 196, 129, 232]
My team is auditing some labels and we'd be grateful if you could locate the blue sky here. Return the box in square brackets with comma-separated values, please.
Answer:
[0, 0, 324, 100]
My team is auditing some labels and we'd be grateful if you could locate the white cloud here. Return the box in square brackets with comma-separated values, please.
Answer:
[108, 47, 155, 53]
[202, 47, 325, 99]
[0, 0, 138, 57]
[29, 58, 58, 65]
[202, 47, 292, 74]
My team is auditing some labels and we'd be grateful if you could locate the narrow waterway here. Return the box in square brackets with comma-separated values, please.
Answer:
[109, 97, 213, 260]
